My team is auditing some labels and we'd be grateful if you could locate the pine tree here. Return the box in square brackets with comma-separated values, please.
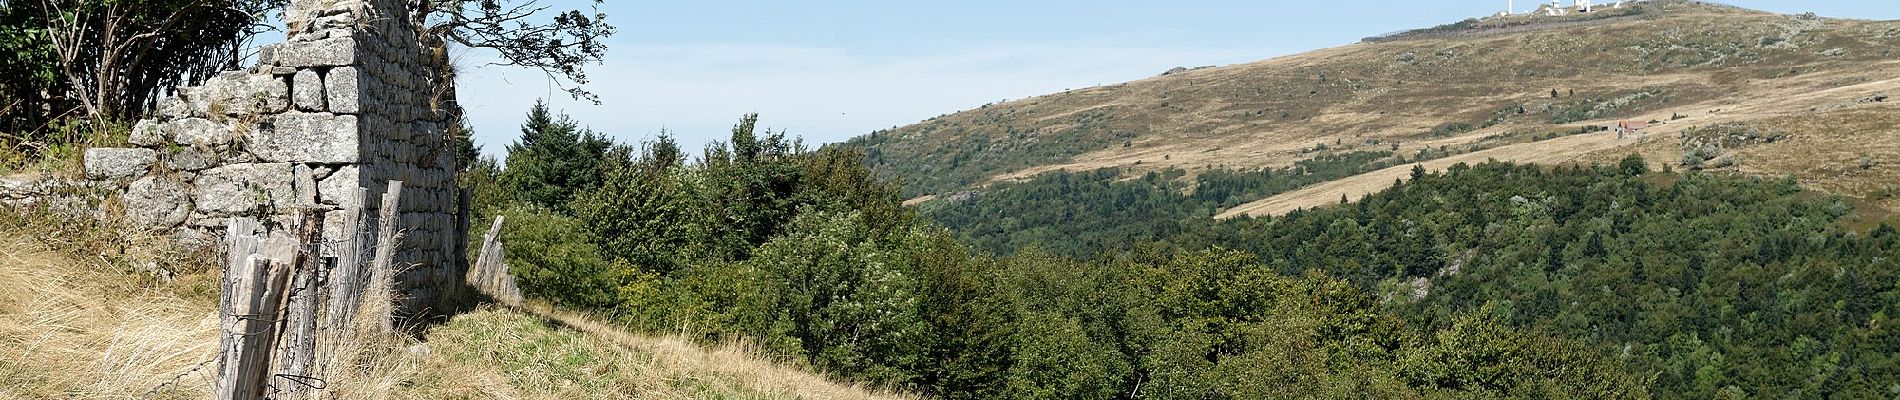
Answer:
[500, 100, 614, 213]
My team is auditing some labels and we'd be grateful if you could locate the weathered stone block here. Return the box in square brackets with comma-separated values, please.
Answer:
[258, 43, 281, 66]
[275, 36, 357, 67]
[317, 165, 363, 208]
[167, 118, 234, 147]
[83, 148, 156, 179]
[294, 164, 320, 206]
[193, 163, 296, 215]
[294, 69, 325, 111]
[174, 87, 208, 118]
[123, 175, 192, 228]
[159, 145, 221, 171]
[253, 74, 291, 113]
[325, 66, 362, 114]
[129, 120, 166, 146]
[189, 73, 259, 117]
[251, 113, 359, 163]
[311, 14, 356, 31]
[157, 97, 190, 119]
[284, 0, 323, 25]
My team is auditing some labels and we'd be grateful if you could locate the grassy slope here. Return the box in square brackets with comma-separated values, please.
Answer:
[0, 236, 220, 399]
[0, 224, 909, 400]
[409, 304, 914, 400]
[855, 1, 1900, 214]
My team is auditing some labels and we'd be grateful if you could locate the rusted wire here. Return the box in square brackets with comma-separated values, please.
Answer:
[275, 373, 329, 390]
[139, 357, 216, 399]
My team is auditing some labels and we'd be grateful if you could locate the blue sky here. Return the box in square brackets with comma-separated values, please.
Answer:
[453, 1, 1900, 159]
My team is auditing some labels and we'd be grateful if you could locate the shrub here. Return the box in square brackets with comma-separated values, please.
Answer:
[498, 205, 620, 309]
[1681, 143, 1722, 169]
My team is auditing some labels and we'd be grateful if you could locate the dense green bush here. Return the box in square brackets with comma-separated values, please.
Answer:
[494, 205, 619, 309]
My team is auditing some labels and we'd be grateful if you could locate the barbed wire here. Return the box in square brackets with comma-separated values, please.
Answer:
[140, 357, 216, 399]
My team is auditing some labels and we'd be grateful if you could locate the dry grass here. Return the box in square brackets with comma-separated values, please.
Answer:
[1580, 104, 1900, 212]
[0, 232, 222, 399]
[0, 209, 915, 400]
[540, 304, 915, 400]
[1218, 131, 1634, 218]
[399, 304, 918, 400]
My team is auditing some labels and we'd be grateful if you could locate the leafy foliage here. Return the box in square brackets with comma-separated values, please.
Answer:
[0, 0, 280, 133]
[414, 0, 614, 103]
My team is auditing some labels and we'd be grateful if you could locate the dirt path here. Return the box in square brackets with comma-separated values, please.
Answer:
[1216, 132, 1634, 218]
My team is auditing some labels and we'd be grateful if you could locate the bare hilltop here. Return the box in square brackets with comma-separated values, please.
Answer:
[852, 1, 1900, 216]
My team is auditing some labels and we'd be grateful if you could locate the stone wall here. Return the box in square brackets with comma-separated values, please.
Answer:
[83, 0, 464, 318]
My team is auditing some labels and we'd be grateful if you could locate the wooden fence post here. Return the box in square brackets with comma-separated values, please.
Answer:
[211, 179, 435, 398]
[325, 187, 367, 330]
[215, 218, 260, 400]
[367, 180, 403, 332]
[467, 216, 522, 306]
[454, 187, 473, 289]
[214, 244, 291, 400]
[317, 187, 366, 379]
[276, 209, 326, 399]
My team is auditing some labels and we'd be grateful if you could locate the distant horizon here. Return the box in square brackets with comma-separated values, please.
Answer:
[450, 0, 1900, 160]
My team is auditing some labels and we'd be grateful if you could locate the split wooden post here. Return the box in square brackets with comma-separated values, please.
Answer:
[366, 180, 403, 332]
[467, 215, 522, 306]
[453, 187, 473, 288]
[276, 210, 326, 400]
[317, 187, 366, 380]
[324, 187, 367, 330]
[214, 218, 261, 400]
[214, 218, 293, 400]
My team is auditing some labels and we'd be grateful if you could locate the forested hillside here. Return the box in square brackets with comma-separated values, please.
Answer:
[916, 155, 1900, 398]
[464, 104, 1651, 399]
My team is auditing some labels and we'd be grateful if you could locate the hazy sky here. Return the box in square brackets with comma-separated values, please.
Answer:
[451, 1, 1900, 159]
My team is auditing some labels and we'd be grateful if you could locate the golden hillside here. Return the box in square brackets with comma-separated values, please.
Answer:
[852, 1, 1900, 215]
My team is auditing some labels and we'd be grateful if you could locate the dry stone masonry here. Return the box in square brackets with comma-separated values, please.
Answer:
[84, 0, 464, 317]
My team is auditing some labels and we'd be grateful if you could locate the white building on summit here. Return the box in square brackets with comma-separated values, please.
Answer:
[1505, 0, 1643, 18]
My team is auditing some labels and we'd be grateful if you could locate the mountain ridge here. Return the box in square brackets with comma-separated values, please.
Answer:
[849, 1, 1900, 214]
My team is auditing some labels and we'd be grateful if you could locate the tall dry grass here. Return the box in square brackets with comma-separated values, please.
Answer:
[0, 208, 918, 400]
[535, 303, 917, 400]
[0, 232, 222, 399]
[389, 304, 919, 400]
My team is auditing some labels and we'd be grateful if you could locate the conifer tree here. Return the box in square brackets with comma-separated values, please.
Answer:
[500, 100, 612, 213]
